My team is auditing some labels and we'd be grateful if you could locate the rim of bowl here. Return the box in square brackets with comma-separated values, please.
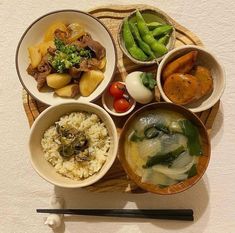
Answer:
[118, 8, 176, 65]
[119, 102, 211, 195]
[15, 9, 118, 105]
[101, 82, 136, 117]
[156, 45, 226, 112]
[29, 102, 118, 188]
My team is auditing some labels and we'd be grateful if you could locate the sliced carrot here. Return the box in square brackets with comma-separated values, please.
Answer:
[163, 73, 199, 105]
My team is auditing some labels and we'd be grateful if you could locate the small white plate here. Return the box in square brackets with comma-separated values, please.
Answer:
[102, 82, 136, 116]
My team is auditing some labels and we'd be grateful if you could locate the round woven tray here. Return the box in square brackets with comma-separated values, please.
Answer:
[22, 4, 220, 193]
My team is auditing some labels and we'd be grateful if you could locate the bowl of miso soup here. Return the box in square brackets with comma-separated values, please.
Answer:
[119, 102, 210, 194]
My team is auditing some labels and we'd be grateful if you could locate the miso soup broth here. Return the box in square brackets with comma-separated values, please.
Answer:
[124, 109, 202, 187]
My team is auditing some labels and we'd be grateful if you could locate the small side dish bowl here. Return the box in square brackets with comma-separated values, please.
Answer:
[29, 102, 118, 188]
[102, 82, 136, 116]
[16, 10, 117, 105]
[156, 45, 225, 112]
[118, 8, 176, 65]
[119, 102, 211, 195]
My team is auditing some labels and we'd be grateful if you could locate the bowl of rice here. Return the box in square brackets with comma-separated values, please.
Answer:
[29, 102, 118, 188]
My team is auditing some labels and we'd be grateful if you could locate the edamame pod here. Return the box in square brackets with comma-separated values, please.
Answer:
[129, 22, 156, 59]
[136, 10, 168, 57]
[151, 25, 173, 37]
[146, 22, 163, 30]
[129, 46, 149, 60]
[142, 33, 168, 57]
[158, 34, 170, 45]
[123, 18, 136, 49]
[123, 18, 148, 61]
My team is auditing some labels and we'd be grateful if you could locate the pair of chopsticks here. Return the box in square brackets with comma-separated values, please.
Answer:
[37, 209, 194, 221]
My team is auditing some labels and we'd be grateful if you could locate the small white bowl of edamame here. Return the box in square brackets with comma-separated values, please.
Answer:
[118, 8, 176, 65]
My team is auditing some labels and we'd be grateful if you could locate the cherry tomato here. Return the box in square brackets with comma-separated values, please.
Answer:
[109, 82, 125, 99]
[113, 98, 131, 113]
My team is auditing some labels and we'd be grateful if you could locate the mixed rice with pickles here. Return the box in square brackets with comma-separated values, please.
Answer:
[41, 112, 110, 180]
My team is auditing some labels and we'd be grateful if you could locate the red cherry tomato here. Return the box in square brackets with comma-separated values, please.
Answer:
[113, 98, 131, 113]
[109, 82, 125, 99]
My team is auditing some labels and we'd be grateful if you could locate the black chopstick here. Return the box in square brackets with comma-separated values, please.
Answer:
[37, 209, 194, 221]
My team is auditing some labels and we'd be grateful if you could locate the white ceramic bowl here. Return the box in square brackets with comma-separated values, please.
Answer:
[118, 8, 176, 66]
[102, 82, 136, 116]
[156, 45, 225, 112]
[16, 10, 117, 105]
[29, 102, 118, 188]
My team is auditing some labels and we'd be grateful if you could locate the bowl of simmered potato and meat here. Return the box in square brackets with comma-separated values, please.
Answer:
[16, 10, 117, 105]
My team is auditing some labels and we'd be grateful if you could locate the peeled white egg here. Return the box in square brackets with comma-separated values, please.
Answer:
[125, 71, 153, 104]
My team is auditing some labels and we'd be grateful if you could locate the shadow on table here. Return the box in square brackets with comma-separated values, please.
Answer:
[52, 222, 65, 233]
[210, 103, 224, 148]
[53, 174, 209, 232]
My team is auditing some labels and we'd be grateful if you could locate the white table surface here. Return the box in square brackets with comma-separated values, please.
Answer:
[1, 0, 234, 232]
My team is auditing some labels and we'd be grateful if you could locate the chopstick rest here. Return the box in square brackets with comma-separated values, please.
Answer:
[38, 208, 194, 221]
[44, 196, 64, 229]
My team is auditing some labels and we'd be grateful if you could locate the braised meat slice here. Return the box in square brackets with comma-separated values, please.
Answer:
[27, 55, 52, 91]
[69, 67, 82, 79]
[54, 29, 69, 42]
[79, 58, 101, 72]
[77, 35, 106, 60]
[27, 64, 37, 77]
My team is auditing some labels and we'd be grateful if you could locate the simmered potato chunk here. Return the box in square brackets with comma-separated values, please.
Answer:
[38, 41, 55, 56]
[28, 46, 42, 68]
[79, 70, 104, 96]
[44, 22, 67, 42]
[55, 84, 79, 98]
[98, 57, 106, 70]
[46, 73, 71, 89]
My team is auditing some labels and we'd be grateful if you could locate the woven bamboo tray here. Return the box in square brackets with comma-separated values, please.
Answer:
[22, 4, 220, 193]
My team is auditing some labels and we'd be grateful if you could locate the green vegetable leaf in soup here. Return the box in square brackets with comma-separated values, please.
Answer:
[187, 164, 198, 178]
[144, 127, 160, 139]
[129, 131, 145, 142]
[144, 146, 185, 168]
[179, 120, 202, 156]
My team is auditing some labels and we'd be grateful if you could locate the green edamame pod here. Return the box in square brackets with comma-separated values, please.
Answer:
[136, 10, 168, 57]
[158, 34, 170, 45]
[123, 18, 148, 61]
[146, 22, 162, 30]
[129, 46, 149, 61]
[129, 22, 156, 59]
[151, 25, 173, 37]
[136, 10, 150, 35]
[123, 18, 136, 49]
[142, 33, 168, 57]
